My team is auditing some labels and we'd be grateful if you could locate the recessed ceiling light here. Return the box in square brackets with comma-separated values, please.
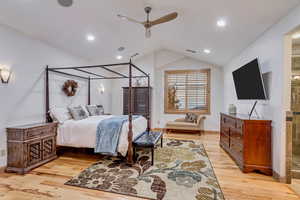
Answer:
[204, 49, 211, 54]
[292, 33, 300, 39]
[217, 19, 227, 27]
[116, 55, 123, 60]
[86, 34, 95, 42]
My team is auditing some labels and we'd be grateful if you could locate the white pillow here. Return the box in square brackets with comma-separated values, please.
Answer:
[86, 105, 104, 116]
[50, 107, 72, 123]
[82, 105, 90, 116]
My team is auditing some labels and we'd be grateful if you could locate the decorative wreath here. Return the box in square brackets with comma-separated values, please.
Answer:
[62, 80, 78, 97]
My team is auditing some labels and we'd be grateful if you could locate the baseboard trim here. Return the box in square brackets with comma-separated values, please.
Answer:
[0, 166, 5, 173]
[152, 128, 219, 134]
[273, 170, 287, 183]
[204, 130, 220, 134]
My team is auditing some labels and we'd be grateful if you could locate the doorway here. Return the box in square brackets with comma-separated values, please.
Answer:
[290, 29, 300, 194]
[292, 56, 300, 175]
[292, 36, 300, 178]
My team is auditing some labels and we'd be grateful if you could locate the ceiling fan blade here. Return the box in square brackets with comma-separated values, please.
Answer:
[117, 14, 143, 24]
[150, 12, 178, 27]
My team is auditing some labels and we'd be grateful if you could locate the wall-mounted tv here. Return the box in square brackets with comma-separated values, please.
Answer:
[232, 58, 267, 100]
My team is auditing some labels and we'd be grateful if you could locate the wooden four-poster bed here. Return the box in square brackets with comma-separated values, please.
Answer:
[45, 60, 151, 164]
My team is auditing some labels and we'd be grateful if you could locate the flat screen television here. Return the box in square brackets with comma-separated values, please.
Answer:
[232, 58, 267, 100]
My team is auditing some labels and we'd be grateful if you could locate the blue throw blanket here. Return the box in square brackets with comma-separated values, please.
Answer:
[95, 115, 139, 156]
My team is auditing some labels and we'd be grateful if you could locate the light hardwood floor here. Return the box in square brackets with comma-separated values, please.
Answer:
[0, 132, 299, 200]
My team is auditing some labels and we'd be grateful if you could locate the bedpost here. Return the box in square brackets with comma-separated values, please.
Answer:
[45, 66, 51, 123]
[88, 76, 91, 105]
[127, 59, 134, 165]
[147, 74, 151, 132]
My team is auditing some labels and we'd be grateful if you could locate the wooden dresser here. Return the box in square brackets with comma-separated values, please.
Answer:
[6, 122, 58, 174]
[123, 87, 152, 118]
[220, 113, 272, 175]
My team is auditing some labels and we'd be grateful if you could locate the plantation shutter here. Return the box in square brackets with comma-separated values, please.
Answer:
[165, 69, 210, 114]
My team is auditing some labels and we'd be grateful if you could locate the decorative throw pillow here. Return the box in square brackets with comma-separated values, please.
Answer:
[185, 113, 191, 122]
[68, 106, 88, 120]
[97, 105, 104, 114]
[185, 113, 198, 123]
[50, 107, 72, 123]
[86, 105, 104, 116]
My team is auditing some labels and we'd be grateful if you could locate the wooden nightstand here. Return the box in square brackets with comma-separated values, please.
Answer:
[6, 122, 58, 174]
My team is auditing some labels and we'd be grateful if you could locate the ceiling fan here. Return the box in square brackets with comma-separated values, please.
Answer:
[58, 0, 73, 7]
[118, 7, 178, 38]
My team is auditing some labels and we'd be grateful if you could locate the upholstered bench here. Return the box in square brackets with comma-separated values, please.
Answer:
[165, 115, 206, 135]
[133, 131, 163, 165]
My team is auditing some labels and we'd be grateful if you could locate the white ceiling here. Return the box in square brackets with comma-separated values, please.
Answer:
[0, 0, 299, 66]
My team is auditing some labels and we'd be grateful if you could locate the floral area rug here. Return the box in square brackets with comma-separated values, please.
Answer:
[65, 139, 225, 200]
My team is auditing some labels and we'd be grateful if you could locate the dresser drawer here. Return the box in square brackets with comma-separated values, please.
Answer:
[230, 139, 243, 159]
[221, 115, 236, 127]
[231, 130, 243, 142]
[25, 126, 56, 140]
[236, 119, 244, 132]
[221, 125, 230, 135]
[25, 128, 46, 140]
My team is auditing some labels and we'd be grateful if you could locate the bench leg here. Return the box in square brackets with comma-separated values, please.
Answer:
[151, 148, 154, 166]
[161, 136, 163, 148]
[133, 147, 136, 161]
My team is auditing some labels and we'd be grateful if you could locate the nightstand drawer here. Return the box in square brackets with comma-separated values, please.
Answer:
[26, 128, 46, 140]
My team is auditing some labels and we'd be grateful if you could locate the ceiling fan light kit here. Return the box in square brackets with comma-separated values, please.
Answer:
[118, 6, 178, 38]
[186, 49, 197, 54]
[58, 0, 73, 7]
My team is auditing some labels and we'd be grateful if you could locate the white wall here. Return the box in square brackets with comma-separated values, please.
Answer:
[49, 74, 112, 114]
[111, 49, 223, 131]
[155, 56, 223, 131]
[222, 5, 300, 178]
[0, 24, 107, 167]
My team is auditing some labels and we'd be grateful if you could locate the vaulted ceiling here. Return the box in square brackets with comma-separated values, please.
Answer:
[0, 0, 299, 66]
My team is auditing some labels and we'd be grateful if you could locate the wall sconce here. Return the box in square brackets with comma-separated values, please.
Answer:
[99, 84, 105, 94]
[0, 67, 12, 84]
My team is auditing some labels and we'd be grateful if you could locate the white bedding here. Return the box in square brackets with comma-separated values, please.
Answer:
[57, 115, 147, 156]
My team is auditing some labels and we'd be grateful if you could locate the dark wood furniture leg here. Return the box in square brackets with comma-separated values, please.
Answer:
[133, 131, 163, 166]
[133, 147, 136, 161]
[151, 148, 154, 166]
[127, 60, 134, 165]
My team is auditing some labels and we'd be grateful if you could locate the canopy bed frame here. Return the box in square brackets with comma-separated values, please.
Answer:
[45, 60, 151, 164]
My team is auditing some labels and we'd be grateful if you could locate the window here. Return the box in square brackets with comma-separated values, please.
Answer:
[164, 69, 210, 114]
